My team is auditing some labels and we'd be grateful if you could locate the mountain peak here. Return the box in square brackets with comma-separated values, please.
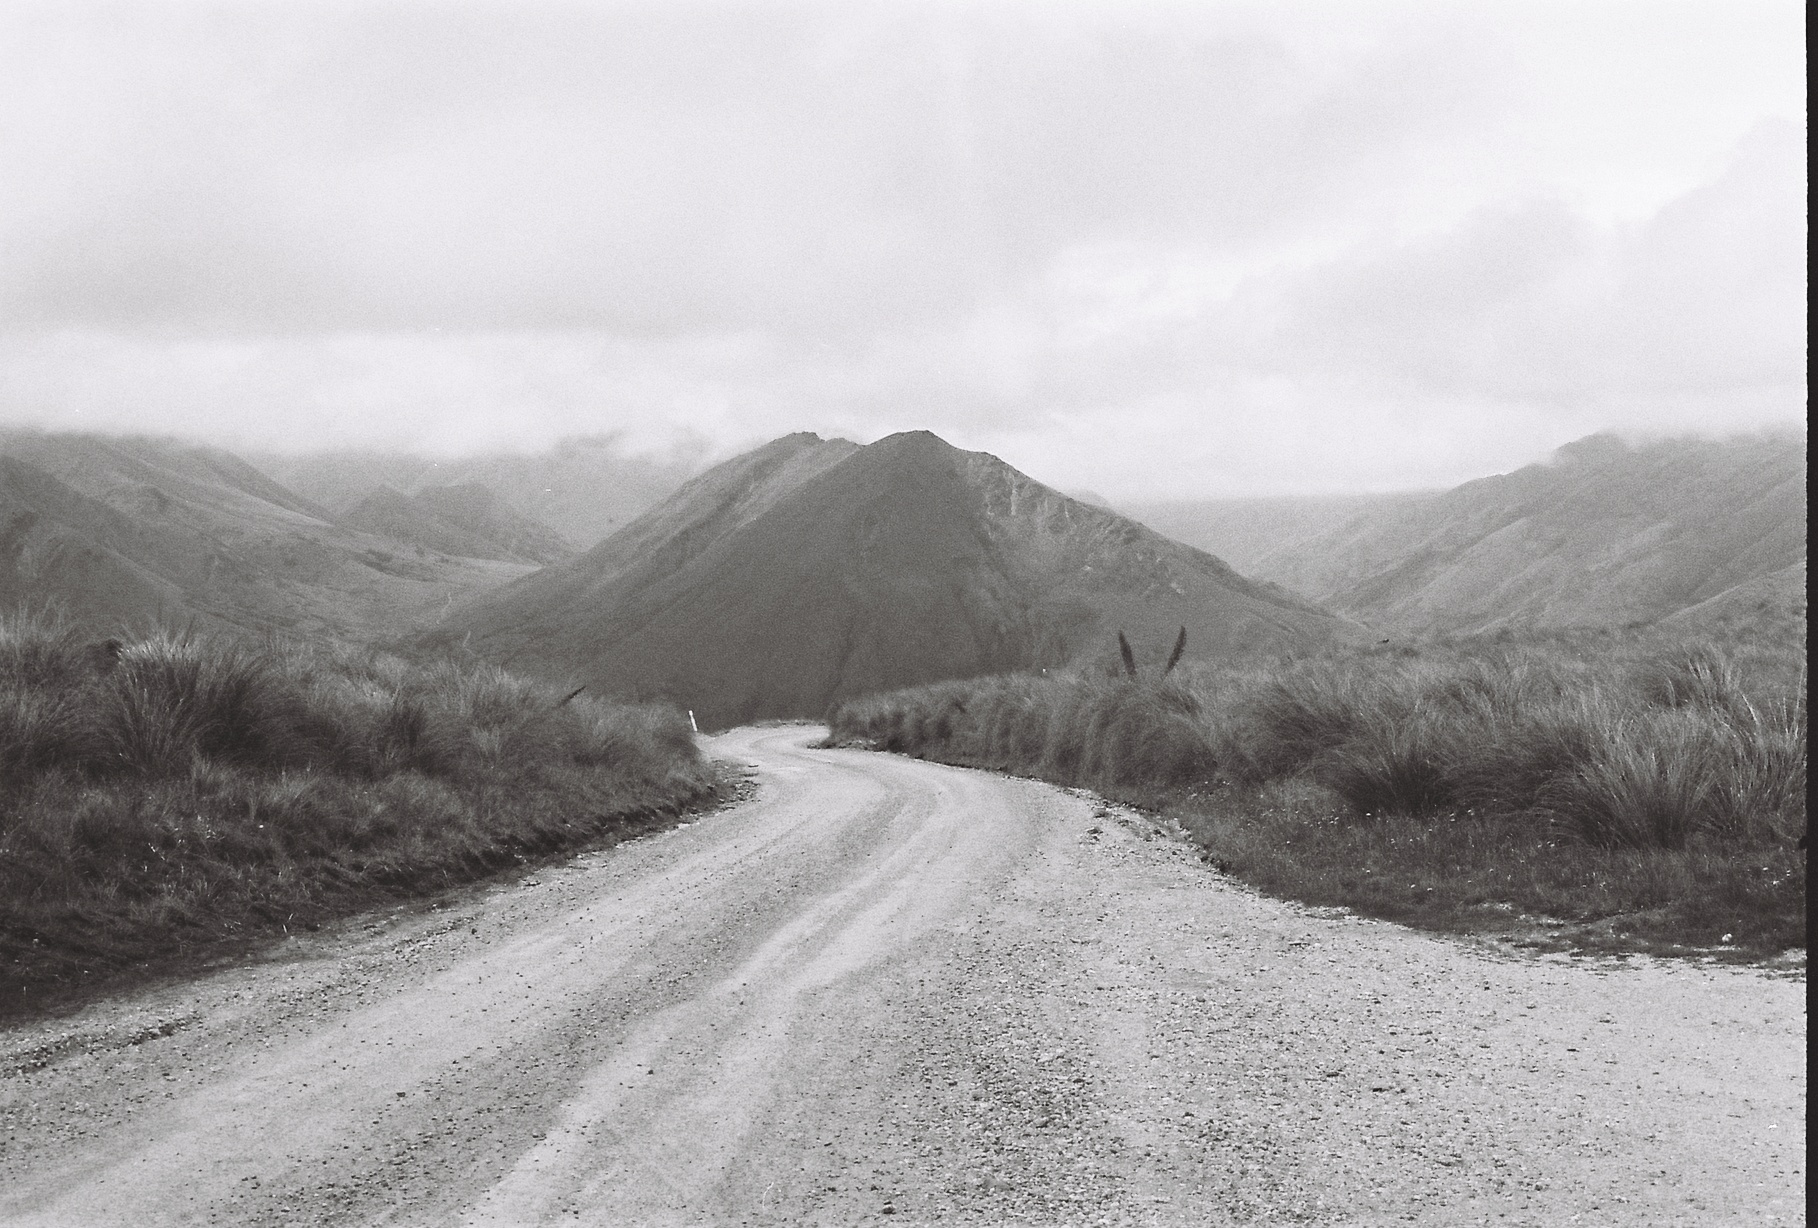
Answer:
[441, 430, 1352, 726]
[869, 428, 951, 450]
[1551, 432, 1630, 466]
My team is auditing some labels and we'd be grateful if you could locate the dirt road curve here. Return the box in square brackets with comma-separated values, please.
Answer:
[1, 727, 1805, 1226]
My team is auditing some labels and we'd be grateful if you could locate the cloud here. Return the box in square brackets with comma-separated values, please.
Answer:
[0, 2, 1805, 497]
[0, 1, 1498, 335]
[1241, 118, 1807, 415]
[1606, 120, 1808, 396]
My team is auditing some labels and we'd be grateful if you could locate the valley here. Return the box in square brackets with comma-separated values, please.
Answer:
[253, 436, 697, 551]
[0, 432, 535, 642]
[0, 424, 1805, 1226]
[7, 10, 1803, 1224]
[1119, 491, 1435, 575]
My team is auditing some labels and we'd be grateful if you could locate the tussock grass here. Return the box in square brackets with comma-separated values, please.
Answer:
[1171, 778, 1803, 954]
[1, 612, 716, 1012]
[827, 628, 1806, 954]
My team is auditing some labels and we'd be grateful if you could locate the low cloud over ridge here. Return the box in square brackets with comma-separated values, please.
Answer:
[0, 1, 1804, 497]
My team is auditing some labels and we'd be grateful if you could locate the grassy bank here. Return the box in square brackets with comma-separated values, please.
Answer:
[1, 613, 718, 1014]
[826, 629, 1806, 956]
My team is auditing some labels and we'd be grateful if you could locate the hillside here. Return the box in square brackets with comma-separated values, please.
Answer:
[1120, 492, 1435, 574]
[1256, 431, 1807, 635]
[1, 454, 192, 629]
[341, 483, 575, 565]
[0, 431, 530, 640]
[439, 430, 1357, 726]
[256, 435, 696, 549]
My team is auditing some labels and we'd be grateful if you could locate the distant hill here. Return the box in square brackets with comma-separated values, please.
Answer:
[437, 430, 1357, 727]
[1657, 559, 1807, 636]
[1120, 493, 1436, 575]
[1254, 431, 1807, 635]
[1, 454, 191, 630]
[0, 432, 531, 640]
[255, 436, 697, 549]
[341, 483, 574, 565]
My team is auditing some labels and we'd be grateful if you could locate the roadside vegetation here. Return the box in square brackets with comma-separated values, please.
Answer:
[826, 626, 1806, 956]
[1, 612, 717, 1013]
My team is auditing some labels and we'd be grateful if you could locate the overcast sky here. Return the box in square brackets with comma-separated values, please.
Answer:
[0, 0, 1805, 497]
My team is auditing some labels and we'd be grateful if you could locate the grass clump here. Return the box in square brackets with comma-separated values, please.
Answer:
[0, 612, 716, 1012]
[826, 627, 1806, 956]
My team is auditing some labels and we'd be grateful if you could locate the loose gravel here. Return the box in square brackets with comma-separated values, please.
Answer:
[0, 727, 1804, 1226]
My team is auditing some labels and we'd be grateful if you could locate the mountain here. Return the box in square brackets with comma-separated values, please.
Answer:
[1121, 492, 1436, 575]
[1, 454, 193, 630]
[0, 431, 532, 640]
[255, 435, 697, 549]
[341, 483, 575, 565]
[1254, 431, 1807, 635]
[1657, 559, 1807, 634]
[437, 430, 1356, 727]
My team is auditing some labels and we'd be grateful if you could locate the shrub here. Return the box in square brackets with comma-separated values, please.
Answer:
[1445, 693, 1602, 815]
[1314, 702, 1465, 818]
[1224, 668, 1377, 784]
[825, 624, 1805, 953]
[0, 615, 717, 1010]
[1706, 694, 1807, 843]
[827, 626, 1805, 846]
[100, 636, 286, 774]
[0, 612, 103, 777]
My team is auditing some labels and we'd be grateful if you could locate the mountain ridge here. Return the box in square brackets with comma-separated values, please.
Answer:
[1253, 431, 1806, 634]
[255, 436, 698, 550]
[0, 431, 531, 640]
[439, 430, 1358, 726]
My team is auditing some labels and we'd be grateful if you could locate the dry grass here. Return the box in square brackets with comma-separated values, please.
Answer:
[1, 612, 717, 1013]
[826, 626, 1806, 955]
[1172, 779, 1804, 956]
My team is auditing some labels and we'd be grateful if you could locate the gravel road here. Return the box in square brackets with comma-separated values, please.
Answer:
[1, 726, 1805, 1226]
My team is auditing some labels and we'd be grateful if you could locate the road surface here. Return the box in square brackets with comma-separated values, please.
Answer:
[1, 726, 1806, 1225]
